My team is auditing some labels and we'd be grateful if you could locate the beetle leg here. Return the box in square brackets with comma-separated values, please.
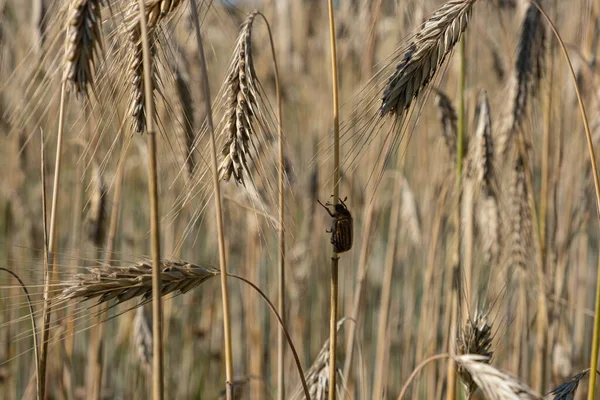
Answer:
[317, 199, 335, 217]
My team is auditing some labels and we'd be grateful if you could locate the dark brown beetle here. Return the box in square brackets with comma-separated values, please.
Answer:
[318, 197, 353, 253]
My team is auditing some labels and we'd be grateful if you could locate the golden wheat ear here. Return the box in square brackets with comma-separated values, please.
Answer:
[58, 260, 219, 305]
[378, 0, 477, 118]
[63, 0, 104, 98]
[455, 355, 542, 399]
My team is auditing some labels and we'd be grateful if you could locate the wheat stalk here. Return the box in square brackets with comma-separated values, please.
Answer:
[379, 0, 477, 117]
[58, 260, 219, 305]
[63, 0, 104, 97]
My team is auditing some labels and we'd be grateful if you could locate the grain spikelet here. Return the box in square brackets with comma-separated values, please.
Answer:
[218, 10, 262, 185]
[174, 67, 195, 180]
[59, 260, 219, 305]
[63, 0, 104, 97]
[547, 370, 590, 400]
[509, 155, 531, 271]
[133, 305, 153, 369]
[455, 355, 542, 399]
[125, 0, 184, 33]
[379, 0, 477, 117]
[497, 1, 546, 155]
[434, 89, 457, 160]
[467, 90, 494, 187]
[457, 311, 493, 397]
[127, 24, 157, 134]
[85, 162, 107, 247]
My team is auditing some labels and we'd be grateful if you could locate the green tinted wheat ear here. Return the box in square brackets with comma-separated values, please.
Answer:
[379, 0, 477, 117]
[63, 0, 104, 97]
[218, 11, 261, 185]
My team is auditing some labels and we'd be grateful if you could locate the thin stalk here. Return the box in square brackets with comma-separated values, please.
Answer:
[38, 128, 47, 400]
[252, 12, 286, 400]
[136, 1, 164, 399]
[446, 35, 466, 400]
[187, 1, 233, 397]
[228, 273, 310, 399]
[536, 1, 556, 390]
[39, 79, 68, 400]
[397, 354, 449, 400]
[327, 1, 341, 399]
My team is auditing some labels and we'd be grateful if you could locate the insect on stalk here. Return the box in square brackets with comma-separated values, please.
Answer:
[318, 197, 354, 254]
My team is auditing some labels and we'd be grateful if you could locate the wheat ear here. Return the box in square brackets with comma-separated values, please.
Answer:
[379, 0, 477, 117]
[63, 0, 104, 97]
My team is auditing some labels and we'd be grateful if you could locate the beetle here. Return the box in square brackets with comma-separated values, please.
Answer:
[318, 196, 353, 253]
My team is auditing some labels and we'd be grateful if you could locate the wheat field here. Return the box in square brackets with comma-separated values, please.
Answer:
[0, 0, 599, 399]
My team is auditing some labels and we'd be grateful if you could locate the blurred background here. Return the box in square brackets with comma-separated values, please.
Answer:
[0, 0, 599, 398]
